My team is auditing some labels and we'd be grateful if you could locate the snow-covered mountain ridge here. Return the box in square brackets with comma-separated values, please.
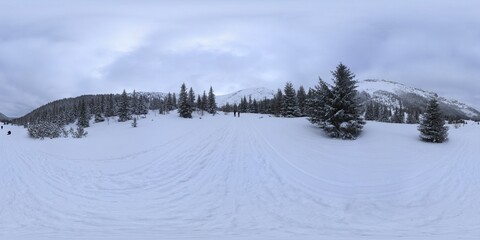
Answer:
[216, 87, 275, 106]
[131, 88, 276, 106]
[357, 79, 480, 119]
[212, 80, 479, 119]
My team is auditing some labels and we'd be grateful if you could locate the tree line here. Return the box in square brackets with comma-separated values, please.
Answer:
[15, 63, 448, 142]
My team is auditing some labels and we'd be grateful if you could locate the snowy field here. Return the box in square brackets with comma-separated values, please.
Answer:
[1, 112, 480, 240]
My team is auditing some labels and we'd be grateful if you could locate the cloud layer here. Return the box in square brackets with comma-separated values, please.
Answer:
[1, 0, 479, 117]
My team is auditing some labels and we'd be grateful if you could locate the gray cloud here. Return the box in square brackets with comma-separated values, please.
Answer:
[1, 0, 479, 117]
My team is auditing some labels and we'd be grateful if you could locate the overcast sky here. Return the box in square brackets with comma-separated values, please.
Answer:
[1, 0, 479, 117]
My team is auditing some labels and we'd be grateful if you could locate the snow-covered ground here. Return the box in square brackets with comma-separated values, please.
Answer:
[1, 112, 480, 239]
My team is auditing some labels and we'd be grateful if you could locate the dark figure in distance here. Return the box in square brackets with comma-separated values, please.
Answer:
[238, 111, 240, 117]
[234, 110, 237, 117]
[7, 130, 11, 135]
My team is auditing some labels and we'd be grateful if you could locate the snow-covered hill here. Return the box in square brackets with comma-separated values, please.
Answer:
[357, 79, 480, 119]
[216, 87, 275, 106]
[2, 112, 480, 239]
[0, 112, 10, 121]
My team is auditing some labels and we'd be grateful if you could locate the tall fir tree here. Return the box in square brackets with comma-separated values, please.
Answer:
[201, 91, 208, 112]
[406, 110, 418, 124]
[281, 82, 300, 117]
[207, 86, 217, 114]
[391, 107, 404, 123]
[178, 83, 192, 118]
[307, 78, 332, 126]
[252, 99, 258, 113]
[379, 106, 391, 122]
[188, 87, 196, 112]
[105, 94, 115, 117]
[308, 63, 365, 139]
[297, 86, 307, 116]
[273, 89, 284, 116]
[137, 96, 149, 115]
[94, 104, 105, 123]
[118, 89, 131, 122]
[364, 101, 375, 120]
[418, 97, 448, 143]
[131, 90, 139, 115]
[197, 95, 203, 115]
[166, 93, 173, 111]
[172, 93, 177, 109]
[77, 100, 90, 128]
[240, 96, 248, 113]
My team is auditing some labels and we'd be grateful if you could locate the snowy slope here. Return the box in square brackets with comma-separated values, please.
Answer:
[1, 112, 480, 239]
[0, 112, 10, 121]
[216, 87, 275, 106]
[357, 79, 480, 119]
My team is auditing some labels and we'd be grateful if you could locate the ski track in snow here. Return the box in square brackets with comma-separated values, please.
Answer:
[1, 114, 480, 239]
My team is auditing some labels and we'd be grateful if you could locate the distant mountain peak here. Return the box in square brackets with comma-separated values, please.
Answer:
[216, 87, 275, 106]
[357, 79, 480, 120]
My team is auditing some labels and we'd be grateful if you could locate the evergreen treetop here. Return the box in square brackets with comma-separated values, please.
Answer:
[418, 97, 448, 143]
[207, 86, 217, 115]
[178, 83, 192, 118]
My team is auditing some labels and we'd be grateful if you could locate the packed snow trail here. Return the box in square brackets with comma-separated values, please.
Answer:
[1, 114, 480, 239]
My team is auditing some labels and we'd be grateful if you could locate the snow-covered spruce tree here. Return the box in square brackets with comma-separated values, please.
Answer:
[118, 90, 131, 122]
[273, 89, 283, 116]
[364, 101, 375, 121]
[196, 95, 202, 114]
[307, 77, 332, 126]
[406, 111, 418, 124]
[252, 99, 258, 113]
[309, 63, 365, 139]
[166, 93, 173, 111]
[137, 96, 148, 116]
[94, 104, 105, 123]
[131, 90, 138, 115]
[240, 96, 248, 113]
[201, 91, 208, 113]
[105, 94, 116, 117]
[418, 97, 448, 143]
[297, 86, 307, 116]
[172, 93, 177, 109]
[391, 108, 404, 123]
[77, 100, 90, 128]
[207, 86, 217, 115]
[188, 87, 196, 113]
[281, 82, 300, 117]
[178, 83, 192, 118]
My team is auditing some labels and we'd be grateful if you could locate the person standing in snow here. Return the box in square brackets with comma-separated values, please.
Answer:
[233, 104, 238, 117]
